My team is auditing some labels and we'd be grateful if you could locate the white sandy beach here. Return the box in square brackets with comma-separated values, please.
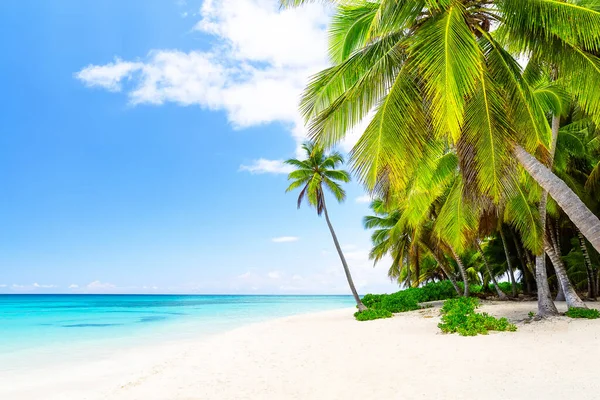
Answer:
[2, 301, 600, 400]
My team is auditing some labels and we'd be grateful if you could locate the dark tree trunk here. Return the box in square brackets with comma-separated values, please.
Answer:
[513, 233, 533, 294]
[499, 227, 518, 297]
[450, 246, 469, 297]
[475, 242, 508, 300]
[576, 227, 597, 300]
[423, 243, 461, 296]
[322, 202, 367, 311]
[547, 221, 587, 308]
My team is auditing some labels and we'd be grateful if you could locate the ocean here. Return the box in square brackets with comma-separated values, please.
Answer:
[0, 294, 355, 372]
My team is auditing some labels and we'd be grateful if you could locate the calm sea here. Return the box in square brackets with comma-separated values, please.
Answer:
[0, 294, 354, 372]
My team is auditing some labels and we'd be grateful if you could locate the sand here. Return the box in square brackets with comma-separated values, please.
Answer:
[2, 301, 599, 400]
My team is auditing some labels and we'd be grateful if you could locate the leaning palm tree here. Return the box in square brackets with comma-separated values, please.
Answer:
[280, 0, 600, 257]
[285, 142, 367, 311]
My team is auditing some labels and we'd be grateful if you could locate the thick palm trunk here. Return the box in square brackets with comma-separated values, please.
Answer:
[450, 246, 469, 297]
[424, 243, 461, 295]
[555, 278, 565, 301]
[514, 144, 600, 254]
[499, 228, 518, 297]
[322, 204, 367, 311]
[576, 227, 597, 300]
[475, 242, 508, 300]
[513, 234, 533, 294]
[545, 235, 587, 309]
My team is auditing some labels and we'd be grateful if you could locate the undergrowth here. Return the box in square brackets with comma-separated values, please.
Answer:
[354, 308, 393, 321]
[565, 307, 600, 319]
[437, 297, 517, 336]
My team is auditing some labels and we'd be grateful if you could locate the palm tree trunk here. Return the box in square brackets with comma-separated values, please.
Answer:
[423, 243, 461, 295]
[555, 277, 565, 301]
[499, 227, 518, 297]
[516, 116, 564, 316]
[322, 202, 367, 311]
[545, 234, 587, 309]
[475, 242, 508, 300]
[576, 227, 597, 300]
[514, 144, 600, 254]
[513, 233, 533, 294]
[449, 246, 469, 297]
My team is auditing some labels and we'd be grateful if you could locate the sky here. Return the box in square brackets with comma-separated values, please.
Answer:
[0, 0, 398, 295]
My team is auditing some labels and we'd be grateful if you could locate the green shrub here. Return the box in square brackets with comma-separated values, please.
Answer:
[354, 308, 393, 321]
[360, 280, 462, 315]
[438, 297, 517, 336]
[381, 290, 421, 312]
[565, 307, 600, 319]
[419, 280, 460, 302]
[360, 293, 385, 309]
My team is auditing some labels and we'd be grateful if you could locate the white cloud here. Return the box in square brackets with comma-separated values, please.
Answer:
[271, 236, 299, 243]
[75, 0, 332, 168]
[33, 283, 57, 288]
[87, 280, 116, 289]
[355, 194, 372, 204]
[239, 159, 293, 174]
[76, 59, 144, 92]
[267, 271, 281, 279]
[0, 284, 7, 288]
[68, 284, 79, 289]
[12, 284, 25, 288]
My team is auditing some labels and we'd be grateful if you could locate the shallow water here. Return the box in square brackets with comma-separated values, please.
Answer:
[0, 294, 354, 372]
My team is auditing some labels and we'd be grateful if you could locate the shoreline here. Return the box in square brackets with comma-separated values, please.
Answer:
[2, 302, 600, 399]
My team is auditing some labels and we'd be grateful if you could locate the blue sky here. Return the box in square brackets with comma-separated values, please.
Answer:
[0, 0, 398, 294]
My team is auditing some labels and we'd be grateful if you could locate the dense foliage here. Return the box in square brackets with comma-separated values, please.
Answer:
[438, 298, 517, 336]
[565, 308, 600, 319]
[354, 308, 393, 321]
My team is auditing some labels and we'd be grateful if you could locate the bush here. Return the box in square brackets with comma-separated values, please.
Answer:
[438, 297, 517, 336]
[419, 280, 460, 302]
[360, 280, 462, 315]
[360, 293, 385, 309]
[565, 307, 600, 319]
[354, 308, 393, 321]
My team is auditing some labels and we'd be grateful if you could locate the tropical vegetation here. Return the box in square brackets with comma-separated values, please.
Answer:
[282, 0, 600, 319]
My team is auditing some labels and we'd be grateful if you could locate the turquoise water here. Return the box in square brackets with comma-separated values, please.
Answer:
[0, 295, 354, 371]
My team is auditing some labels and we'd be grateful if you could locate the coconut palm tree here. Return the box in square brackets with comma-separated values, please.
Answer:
[285, 142, 367, 311]
[281, 0, 600, 266]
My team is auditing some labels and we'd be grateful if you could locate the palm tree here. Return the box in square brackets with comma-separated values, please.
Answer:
[282, 0, 600, 316]
[285, 142, 367, 311]
[281, 0, 600, 265]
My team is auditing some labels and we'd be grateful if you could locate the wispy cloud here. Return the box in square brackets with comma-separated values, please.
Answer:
[87, 280, 116, 289]
[239, 159, 293, 174]
[271, 236, 299, 243]
[33, 283, 57, 288]
[75, 0, 336, 167]
[68, 284, 79, 289]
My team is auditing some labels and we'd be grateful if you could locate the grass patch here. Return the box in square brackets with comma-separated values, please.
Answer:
[354, 308, 393, 321]
[565, 307, 600, 319]
[438, 297, 517, 336]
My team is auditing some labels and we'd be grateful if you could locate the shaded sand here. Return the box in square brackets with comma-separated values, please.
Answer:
[2, 301, 600, 399]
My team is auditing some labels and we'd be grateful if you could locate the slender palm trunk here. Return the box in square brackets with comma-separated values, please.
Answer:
[475, 242, 508, 300]
[424, 243, 461, 295]
[518, 116, 562, 316]
[545, 234, 587, 309]
[576, 227, 597, 300]
[499, 227, 518, 297]
[450, 246, 469, 297]
[514, 144, 600, 254]
[322, 203, 367, 311]
[513, 234, 533, 294]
